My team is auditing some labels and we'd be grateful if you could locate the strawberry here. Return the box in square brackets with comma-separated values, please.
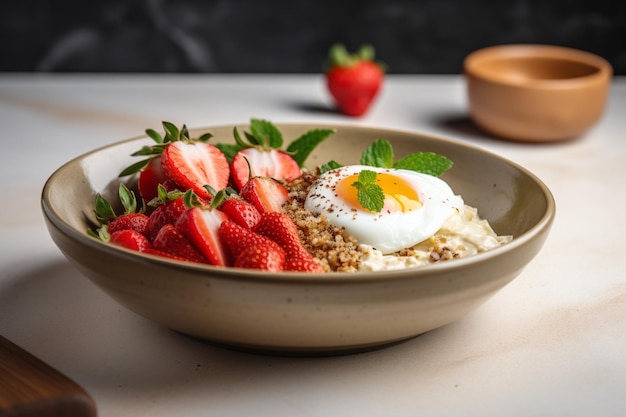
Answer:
[240, 177, 288, 214]
[145, 186, 205, 242]
[219, 198, 261, 229]
[218, 220, 283, 260]
[137, 156, 170, 203]
[119, 122, 226, 201]
[326, 43, 384, 117]
[109, 229, 152, 252]
[161, 141, 229, 200]
[253, 212, 323, 272]
[230, 148, 301, 190]
[93, 183, 148, 235]
[108, 213, 150, 236]
[152, 224, 209, 264]
[175, 206, 229, 266]
[234, 245, 285, 272]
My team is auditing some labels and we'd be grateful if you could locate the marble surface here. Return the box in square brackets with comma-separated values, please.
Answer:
[1, 74, 625, 416]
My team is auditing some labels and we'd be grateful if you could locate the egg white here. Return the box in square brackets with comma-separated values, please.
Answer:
[304, 165, 464, 254]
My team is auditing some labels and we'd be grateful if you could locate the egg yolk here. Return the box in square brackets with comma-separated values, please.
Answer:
[335, 172, 422, 213]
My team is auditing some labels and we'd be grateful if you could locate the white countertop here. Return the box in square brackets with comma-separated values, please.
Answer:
[1, 74, 625, 416]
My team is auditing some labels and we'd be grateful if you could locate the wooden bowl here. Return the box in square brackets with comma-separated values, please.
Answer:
[464, 44, 612, 142]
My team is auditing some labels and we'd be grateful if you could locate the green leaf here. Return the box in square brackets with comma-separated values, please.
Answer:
[180, 125, 191, 141]
[215, 143, 244, 163]
[118, 157, 153, 177]
[197, 132, 213, 143]
[351, 170, 385, 212]
[249, 119, 283, 149]
[162, 121, 179, 142]
[93, 194, 117, 224]
[320, 160, 343, 174]
[145, 128, 163, 143]
[393, 152, 453, 176]
[360, 139, 394, 168]
[118, 183, 137, 214]
[286, 128, 336, 167]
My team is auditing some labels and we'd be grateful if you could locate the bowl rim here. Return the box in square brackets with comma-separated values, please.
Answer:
[41, 123, 556, 285]
[463, 43, 613, 89]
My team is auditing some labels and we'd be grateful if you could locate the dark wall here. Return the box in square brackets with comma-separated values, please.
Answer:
[2, 0, 624, 74]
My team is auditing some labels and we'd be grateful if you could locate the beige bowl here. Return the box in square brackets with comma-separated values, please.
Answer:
[464, 44, 612, 142]
[41, 124, 555, 355]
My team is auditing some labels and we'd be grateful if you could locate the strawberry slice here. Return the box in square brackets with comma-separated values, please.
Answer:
[152, 224, 209, 264]
[161, 141, 229, 200]
[253, 212, 323, 272]
[234, 245, 285, 272]
[230, 148, 301, 190]
[220, 198, 261, 229]
[240, 177, 288, 214]
[175, 206, 229, 266]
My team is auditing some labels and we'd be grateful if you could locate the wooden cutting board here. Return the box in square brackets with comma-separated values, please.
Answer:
[0, 335, 97, 417]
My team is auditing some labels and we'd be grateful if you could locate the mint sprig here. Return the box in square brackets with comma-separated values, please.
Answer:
[351, 170, 385, 213]
[325, 138, 453, 176]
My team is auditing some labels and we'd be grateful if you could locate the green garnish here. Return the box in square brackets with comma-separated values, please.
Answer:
[322, 138, 453, 177]
[225, 118, 335, 167]
[351, 170, 385, 213]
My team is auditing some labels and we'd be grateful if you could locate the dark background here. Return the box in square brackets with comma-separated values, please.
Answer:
[1, 0, 624, 74]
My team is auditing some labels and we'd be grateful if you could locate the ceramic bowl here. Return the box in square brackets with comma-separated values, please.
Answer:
[41, 124, 555, 355]
[464, 44, 612, 142]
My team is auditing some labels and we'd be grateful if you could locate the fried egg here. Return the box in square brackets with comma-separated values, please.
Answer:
[304, 165, 464, 254]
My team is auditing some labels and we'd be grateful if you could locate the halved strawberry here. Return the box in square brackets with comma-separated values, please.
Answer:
[152, 224, 209, 264]
[230, 148, 301, 190]
[175, 206, 229, 266]
[161, 141, 229, 200]
[240, 177, 288, 214]
[234, 245, 285, 272]
[220, 198, 261, 229]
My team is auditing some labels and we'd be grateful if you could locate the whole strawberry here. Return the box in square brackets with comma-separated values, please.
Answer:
[326, 43, 385, 117]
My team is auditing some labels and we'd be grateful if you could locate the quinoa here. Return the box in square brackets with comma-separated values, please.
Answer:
[283, 169, 361, 272]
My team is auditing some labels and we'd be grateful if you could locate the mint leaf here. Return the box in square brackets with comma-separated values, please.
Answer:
[360, 139, 394, 168]
[286, 128, 336, 167]
[215, 143, 243, 163]
[351, 170, 385, 212]
[320, 160, 343, 174]
[249, 119, 283, 149]
[394, 152, 453, 176]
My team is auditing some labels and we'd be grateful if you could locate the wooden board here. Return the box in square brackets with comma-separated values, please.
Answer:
[0, 335, 97, 416]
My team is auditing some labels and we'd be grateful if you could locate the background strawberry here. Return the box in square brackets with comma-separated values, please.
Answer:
[326, 43, 385, 117]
